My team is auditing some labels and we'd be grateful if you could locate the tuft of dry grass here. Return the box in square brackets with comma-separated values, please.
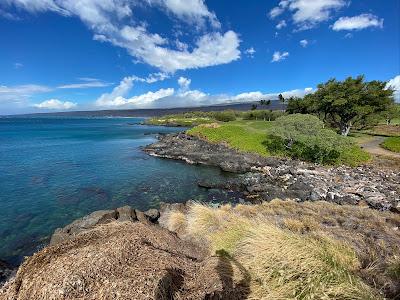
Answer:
[164, 200, 400, 299]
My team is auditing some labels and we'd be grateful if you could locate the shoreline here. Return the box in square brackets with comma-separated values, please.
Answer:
[1, 130, 399, 286]
[145, 132, 400, 212]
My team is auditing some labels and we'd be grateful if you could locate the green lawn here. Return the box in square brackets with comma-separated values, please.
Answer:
[187, 120, 370, 166]
[381, 137, 400, 153]
[187, 120, 272, 156]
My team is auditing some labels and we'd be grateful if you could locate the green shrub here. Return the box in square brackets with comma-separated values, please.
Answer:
[242, 110, 285, 121]
[266, 114, 356, 164]
[213, 110, 236, 122]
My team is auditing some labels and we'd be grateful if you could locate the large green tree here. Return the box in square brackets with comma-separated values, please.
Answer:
[287, 76, 394, 135]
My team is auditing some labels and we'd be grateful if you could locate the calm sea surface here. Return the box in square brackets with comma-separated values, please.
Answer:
[0, 117, 237, 264]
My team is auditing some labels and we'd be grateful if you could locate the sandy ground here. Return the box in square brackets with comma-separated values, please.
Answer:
[360, 136, 400, 159]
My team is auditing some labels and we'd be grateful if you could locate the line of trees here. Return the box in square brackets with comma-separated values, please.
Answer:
[286, 75, 397, 136]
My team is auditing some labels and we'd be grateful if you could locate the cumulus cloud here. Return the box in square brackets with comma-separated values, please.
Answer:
[3, 0, 240, 73]
[270, 0, 347, 30]
[178, 77, 191, 89]
[153, 0, 220, 28]
[271, 51, 289, 62]
[244, 47, 256, 58]
[33, 99, 77, 110]
[268, 0, 289, 19]
[95, 76, 175, 107]
[300, 39, 308, 47]
[276, 20, 287, 29]
[386, 75, 400, 102]
[94, 75, 314, 109]
[332, 14, 383, 31]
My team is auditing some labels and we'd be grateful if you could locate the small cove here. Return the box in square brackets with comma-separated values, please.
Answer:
[0, 117, 240, 264]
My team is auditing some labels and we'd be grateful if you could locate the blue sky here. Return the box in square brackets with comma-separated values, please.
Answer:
[0, 0, 399, 114]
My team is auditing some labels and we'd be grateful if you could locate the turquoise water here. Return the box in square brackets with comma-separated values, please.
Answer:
[0, 117, 237, 264]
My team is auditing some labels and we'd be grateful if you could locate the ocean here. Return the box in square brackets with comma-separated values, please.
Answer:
[0, 117, 237, 264]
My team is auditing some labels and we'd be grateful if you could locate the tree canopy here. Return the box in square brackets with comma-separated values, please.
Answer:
[286, 75, 395, 135]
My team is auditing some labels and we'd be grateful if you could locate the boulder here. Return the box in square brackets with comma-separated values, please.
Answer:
[50, 209, 118, 245]
[144, 208, 161, 223]
[116, 206, 137, 222]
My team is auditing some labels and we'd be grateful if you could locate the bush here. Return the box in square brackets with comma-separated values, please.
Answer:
[213, 110, 236, 122]
[242, 110, 284, 121]
[266, 114, 354, 164]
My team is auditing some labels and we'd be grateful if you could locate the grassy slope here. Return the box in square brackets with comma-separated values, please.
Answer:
[188, 120, 272, 156]
[164, 201, 400, 299]
[382, 137, 400, 153]
[188, 120, 370, 166]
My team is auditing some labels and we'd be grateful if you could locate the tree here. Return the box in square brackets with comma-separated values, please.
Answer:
[251, 104, 258, 110]
[278, 94, 285, 103]
[266, 114, 353, 164]
[214, 110, 236, 122]
[260, 99, 271, 106]
[382, 104, 400, 125]
[287, 76, 394, 136]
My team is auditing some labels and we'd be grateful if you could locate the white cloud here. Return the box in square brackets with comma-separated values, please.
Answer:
[154, 0, 220, 28]
[178, 76, 191, 89]
[386, 75, 400, 102]
[58, 78, 111, 89]
[0, 84, 51, 103]
[95, 75, 175, 107]
[232, 88, 313, 102]
[332, 14, 383, 31]
[244, 47, 256, 58]
[96, 76, 135, 106]
[3, 0, 240, 73]
[276, 20, 287, 29]
[131, 72, 170, 84]
[14, 62, 23, 69]
[269, 0, 289, 19]
[97, 88, 175, 107]
[300, 39, 308, 47]
[271, 51, 289, 62]
[270, 0, 347, 30]
[94, 75, 314, 108]
[33, 99, 77, 110]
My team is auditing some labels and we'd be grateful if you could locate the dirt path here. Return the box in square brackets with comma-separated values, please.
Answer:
[361, 136, 400, 159]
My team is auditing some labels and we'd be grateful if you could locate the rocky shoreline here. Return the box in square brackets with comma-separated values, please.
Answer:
[145, 133, 400, 212]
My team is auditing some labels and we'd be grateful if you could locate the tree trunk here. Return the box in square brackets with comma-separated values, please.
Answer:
[340, 122, 351, 136]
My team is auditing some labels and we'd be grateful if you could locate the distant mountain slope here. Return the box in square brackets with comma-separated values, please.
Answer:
[5, 101, 286, 117]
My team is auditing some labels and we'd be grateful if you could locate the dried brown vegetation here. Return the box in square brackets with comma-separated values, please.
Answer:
[163, 200, 400, 299]
[0, 221, 250, 300]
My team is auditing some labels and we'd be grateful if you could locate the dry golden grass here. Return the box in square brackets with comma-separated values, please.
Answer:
[164, 200, 400, 299]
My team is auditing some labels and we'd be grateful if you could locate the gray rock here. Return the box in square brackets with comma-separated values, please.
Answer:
[135, 210, 152, 224]
[117, 206, 137, 222]
[144, 208, 160, 223]
[145, 133, 400, 212]
[50, 209, 118, 245]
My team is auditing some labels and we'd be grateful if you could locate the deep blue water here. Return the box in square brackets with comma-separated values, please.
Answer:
[0, 117, 237, 264]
